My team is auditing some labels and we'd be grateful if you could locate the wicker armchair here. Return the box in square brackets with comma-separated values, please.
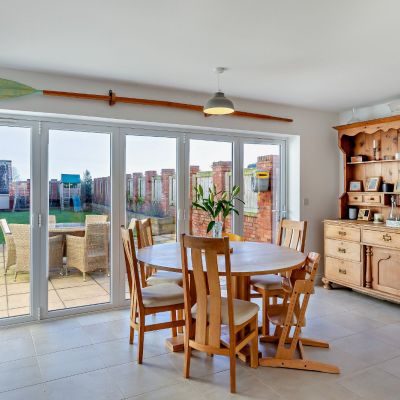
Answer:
[0, 219, 16, 274]
[85, 215, 108, 225]
[48, 215, 56, 226]
[66, 222, 109, 280]
[9, 224, 63, 281]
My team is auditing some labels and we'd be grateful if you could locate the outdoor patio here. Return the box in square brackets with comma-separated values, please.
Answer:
[0, 233, 175, 318]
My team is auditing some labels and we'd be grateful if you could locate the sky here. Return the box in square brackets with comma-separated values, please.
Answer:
[0, 126, 280, 181]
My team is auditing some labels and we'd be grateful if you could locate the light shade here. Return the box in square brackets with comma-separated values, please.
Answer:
[203, 91, 235, 115]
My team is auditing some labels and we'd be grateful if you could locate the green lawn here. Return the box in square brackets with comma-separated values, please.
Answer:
[0, 210, 103, 244]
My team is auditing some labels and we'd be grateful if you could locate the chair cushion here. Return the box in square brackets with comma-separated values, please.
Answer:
[141, 283, 184, 308]
[191, 296, 259, 326]
[250, 274, 283, 290]
[146, 270, 183, 286]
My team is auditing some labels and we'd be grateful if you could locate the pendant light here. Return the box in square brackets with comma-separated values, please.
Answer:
[203, 67, 235, 115]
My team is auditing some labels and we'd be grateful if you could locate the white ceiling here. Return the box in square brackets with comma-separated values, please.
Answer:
[1, 0, 400, 112]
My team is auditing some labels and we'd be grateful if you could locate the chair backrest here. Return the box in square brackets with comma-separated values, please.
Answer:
[9, 224, 30, 270]
[0, 219, 11, 235]
[128, 217, 137, 230]
[276, 219, 307, 252]
[281, 252, 320, 327]
[48, 215, 56, 225]
[135, 218, 154, 249]
[121, 226, 143, 307]
[85, 222, 109, 252]
[223, 233, 244, 242]
[180, 234, 234, 349]
[85, 214, 108, 225]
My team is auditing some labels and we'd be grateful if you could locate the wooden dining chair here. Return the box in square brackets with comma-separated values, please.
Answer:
[135, 218, 183, 287]
[250, 219, 307, 335]
[259, 252, 339, 374]
[121, 226, 185, 363]
[180, 234, 259, 394]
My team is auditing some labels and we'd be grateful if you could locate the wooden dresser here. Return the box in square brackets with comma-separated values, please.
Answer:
[323, 220, 400, 303]
[323, 115, 400, 303]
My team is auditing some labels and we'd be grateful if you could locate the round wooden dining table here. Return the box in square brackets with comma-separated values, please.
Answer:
[136, 241, 306, 353]
[136, 241, 306, 300]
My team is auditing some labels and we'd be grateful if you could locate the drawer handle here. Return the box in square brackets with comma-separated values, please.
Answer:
[383, 234, 392, 242]
[353, 197, 359, 200]
[339, 268, 347, 275]
[338, 248, 346, 253]
[338, 231, 347, 236]
[369, 197, 375, 201]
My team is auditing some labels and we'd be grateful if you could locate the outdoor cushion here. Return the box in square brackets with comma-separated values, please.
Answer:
[146, 270, 183, 286]
[141, 283, 184, 308]
[250, 274, 283, 290]
[191, 296, 259, 326]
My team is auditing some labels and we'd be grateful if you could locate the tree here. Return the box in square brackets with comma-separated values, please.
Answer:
[81, 169, 93, 207]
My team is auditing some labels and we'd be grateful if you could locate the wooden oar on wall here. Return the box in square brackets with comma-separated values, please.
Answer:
[0, 78, 293, 123]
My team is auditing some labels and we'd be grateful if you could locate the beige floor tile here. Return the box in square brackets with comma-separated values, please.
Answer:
[29, 316, 81, 336]
[37, 345, 106, 381]
[63, 295, 110, 308]
[339, 366, 400, 400]
[0, 295, 7, 311]
[33, 326, 93, 355]
[44, 369, 124, 400]
[0, 357, 42, 393]
[7, 282, 30, 295]
[50, 274, 95, 289]
[0, 310, 8, 318]
[56, 284, 107, 301]
[8, 307, 29, 317]
[332, 331, 400, 364]
[47, 288, 65, 310]
[0, 285, 6, 296]
[107, 354, 183, 398]
[83, 319, 130, 344]
[0, 336, 35, 363]
[379, 355, 400, 379]
[7, 293, 29, 309]
[0, 384, 48, 400]
[6, 273, 29, 284]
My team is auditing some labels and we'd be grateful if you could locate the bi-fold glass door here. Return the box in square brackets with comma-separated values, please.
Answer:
[123, 129, 181, 299]
[40, 123, 118, 318]
[240, 140, 286, 243]
[0, 120, 40, 324]
[184, 134, 286, 243]
[0, 116, 287, 324]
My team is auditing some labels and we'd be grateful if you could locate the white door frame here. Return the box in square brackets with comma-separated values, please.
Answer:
[39, 121, 118, 319]
[0, 119, 40, 326]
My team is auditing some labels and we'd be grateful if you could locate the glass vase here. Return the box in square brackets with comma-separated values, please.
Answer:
[212, 221, 223, 238]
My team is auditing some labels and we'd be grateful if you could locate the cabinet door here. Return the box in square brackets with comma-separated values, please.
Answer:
[371, 247, 400, 296]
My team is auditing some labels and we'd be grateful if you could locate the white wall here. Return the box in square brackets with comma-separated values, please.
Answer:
[0, 67, 340, 271]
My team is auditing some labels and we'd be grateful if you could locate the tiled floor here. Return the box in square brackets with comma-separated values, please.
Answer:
[0, 286, 399, 399]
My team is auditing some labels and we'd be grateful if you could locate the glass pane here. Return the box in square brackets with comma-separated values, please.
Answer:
[125, 135, 177, 299]
[243, 143, 281, 242]
[0, 126, 31, 318]
[189, 139, 233, 236]
[48, 130, 111, 311]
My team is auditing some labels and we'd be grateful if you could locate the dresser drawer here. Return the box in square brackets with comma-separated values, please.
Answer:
[362, 194, 382, 204]
[348, 193, 362, 203]
[325, 257, 362, 286]
[362, 229, 400, 248]
[325, 238, 361, 261]
[325, 224, 360, 242]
